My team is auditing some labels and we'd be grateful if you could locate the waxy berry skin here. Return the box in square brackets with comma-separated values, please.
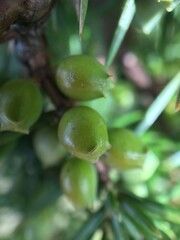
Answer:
[60, 157, 97, 208]
[102, 128, 147, 170]
[33, 125, 66, 168]
[56, 55, 113, 101]
[0, 79, 43, 134]
[58, 106, 110, 163]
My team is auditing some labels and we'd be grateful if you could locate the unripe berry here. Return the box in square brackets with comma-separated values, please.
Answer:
[58, 106, 110, 163]
[0, 79, 43, 134]
[33, 125, 66, 168]
[102, 128, 147, 169]
[60, 157, 97, 208]
[56, 55, 113, 100]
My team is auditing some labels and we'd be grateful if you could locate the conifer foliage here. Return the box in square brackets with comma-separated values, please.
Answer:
[0, 0, 180, 239]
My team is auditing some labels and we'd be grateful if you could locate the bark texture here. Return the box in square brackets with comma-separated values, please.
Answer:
[0, 0, 22, 33]
[0, 0, 55, 33]
[0, 0, 71, 114]
[16, 25, 70, 112]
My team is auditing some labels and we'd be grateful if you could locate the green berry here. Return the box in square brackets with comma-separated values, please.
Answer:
[33, 125, 66, 168]
[0, 79, 43, 134]
[102, 128, 147, 169]
[60, 157, 97, 208]
[56, 55, 113, 100]
[58, 106, 110, 163]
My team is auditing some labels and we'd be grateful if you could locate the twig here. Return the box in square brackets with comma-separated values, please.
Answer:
[96, 160, 112, 190]
[0, 0, 72, 115]
[15, 26, 72, 114]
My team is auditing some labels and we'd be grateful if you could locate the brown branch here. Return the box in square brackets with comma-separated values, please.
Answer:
[15, 26, 72, 114]
[0, 0, 22, 34]
[0, 29, 20, 44]
[0, 0, 72, 115]
[0, 0, 56, 34]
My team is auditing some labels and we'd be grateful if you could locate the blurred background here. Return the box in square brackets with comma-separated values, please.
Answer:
[0, 0, 180, 239]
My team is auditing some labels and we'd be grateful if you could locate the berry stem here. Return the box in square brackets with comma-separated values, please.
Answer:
[96, 160, 112, 190]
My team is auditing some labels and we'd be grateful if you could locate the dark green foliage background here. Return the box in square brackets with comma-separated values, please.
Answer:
[0, 0, 180, 239]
